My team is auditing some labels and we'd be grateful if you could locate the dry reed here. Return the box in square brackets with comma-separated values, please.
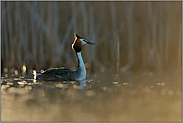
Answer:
[1, 1, 181, 73]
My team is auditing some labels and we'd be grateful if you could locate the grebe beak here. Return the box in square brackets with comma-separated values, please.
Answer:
[82, 39, 96, 45]
[86, 41, 97, 45]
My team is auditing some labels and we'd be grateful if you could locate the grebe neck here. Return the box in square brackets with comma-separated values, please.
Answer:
[76, 52, 86, 80]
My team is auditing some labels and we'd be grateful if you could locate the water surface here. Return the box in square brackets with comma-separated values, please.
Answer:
[1, 71, 181, 122]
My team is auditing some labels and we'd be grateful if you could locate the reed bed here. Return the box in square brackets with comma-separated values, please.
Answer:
[1, 1, 181, 73]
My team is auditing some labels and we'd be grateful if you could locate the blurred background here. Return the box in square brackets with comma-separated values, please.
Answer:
[1, 1, 181, 74]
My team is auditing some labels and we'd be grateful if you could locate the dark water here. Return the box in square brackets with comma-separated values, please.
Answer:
[1, 71, 182, 122]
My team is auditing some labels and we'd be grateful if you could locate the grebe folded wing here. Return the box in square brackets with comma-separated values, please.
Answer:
[37, 68, 75, 81]
[43, 68, 72, 75]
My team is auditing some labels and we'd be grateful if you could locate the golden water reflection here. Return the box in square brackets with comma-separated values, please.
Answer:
[1, 72, 182, 122]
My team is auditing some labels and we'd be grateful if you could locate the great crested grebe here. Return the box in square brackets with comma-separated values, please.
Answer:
[34, 33, 96, 81]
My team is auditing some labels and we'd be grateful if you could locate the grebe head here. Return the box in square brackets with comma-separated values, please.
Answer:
[72, 33, 96, 52]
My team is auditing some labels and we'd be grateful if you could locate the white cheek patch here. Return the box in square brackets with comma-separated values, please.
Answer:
[80, 39, 87, 45]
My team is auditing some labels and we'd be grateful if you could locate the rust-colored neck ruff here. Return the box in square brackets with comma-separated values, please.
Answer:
[72, 39, 82, 52]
